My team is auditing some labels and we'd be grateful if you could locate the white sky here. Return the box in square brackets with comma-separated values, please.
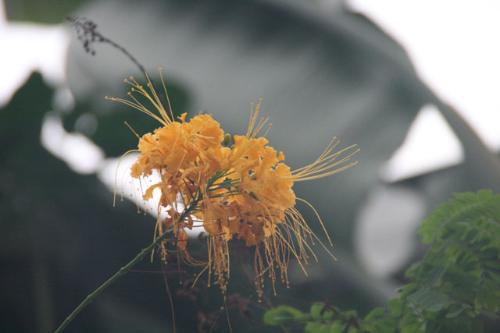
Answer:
[0, 6, 67, 106]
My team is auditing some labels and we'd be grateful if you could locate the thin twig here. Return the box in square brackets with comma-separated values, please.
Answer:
[160, 261, 177, 333]
[67, 16, 147, 80]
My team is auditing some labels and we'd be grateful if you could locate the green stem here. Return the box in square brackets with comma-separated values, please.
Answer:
[54, 198, 199, 333]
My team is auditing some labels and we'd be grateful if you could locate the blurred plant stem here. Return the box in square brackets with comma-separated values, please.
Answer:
[53, 191, 202, 333]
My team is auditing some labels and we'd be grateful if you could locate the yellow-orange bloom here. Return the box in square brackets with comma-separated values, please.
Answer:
[110, 75, 359, 297]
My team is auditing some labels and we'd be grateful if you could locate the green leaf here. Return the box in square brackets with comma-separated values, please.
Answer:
[305, 322, 331, 333]
[322, 308, 335, 321]
[419, 190, 500, 244]
[263, 305, 305, 326]
[328, 322, 344, 333]
[445, 303, 469, 319]
[310, 302, 325, 321]
[346, 326, 359, 333]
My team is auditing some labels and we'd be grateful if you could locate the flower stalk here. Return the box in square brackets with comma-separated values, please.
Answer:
[53, 189, 203, 333]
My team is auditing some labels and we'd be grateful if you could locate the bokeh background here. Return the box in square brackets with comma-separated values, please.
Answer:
[1, 0, 500, 332]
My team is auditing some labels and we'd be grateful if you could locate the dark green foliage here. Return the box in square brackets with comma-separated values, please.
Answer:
[264, 191, 500, 332]
[264, 306, 306, 326]
[5, 0, 89, 23]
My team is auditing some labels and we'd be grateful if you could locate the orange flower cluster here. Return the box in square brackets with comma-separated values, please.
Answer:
[109, 75, 358, 296]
